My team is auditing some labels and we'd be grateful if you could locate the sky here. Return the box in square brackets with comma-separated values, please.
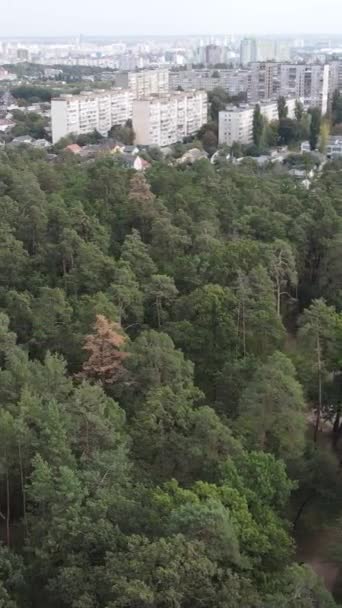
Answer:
[2, 0, 342, 37]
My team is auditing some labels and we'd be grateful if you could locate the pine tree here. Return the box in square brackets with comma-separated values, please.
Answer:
[253, 104, 264, 148]
[78, 315, 128, 384]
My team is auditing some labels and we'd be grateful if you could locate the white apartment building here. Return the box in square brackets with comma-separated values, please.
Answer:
[133, 91, 208, 147]
[219, 105, 254, 146]
[218, 98, 297, 146]
[51, 91, 111, 143]
[115, 69, 169, 98]
[111, 88, 133, 125]
[51, 88, 133, 143]
[279, 64, 330, 114]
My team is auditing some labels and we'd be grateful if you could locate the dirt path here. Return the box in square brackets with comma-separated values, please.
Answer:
[297, 528, 340, 593]
[309, 557, 339, 592]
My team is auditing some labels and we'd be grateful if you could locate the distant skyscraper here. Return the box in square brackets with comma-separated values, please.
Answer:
[274, 41, 291, 62]
[17, 48, 29, 61]
[240, 38, 257, 66]
[256, 40, 275, 62]
[202, 44, 222, 66]
[241, 39, 290, 65]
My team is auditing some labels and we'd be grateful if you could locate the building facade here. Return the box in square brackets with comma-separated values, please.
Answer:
[51, 88, 133, 143]
[115, 69, 169, 98]
[219, 105, 254, 146]
[169, 69, 249, 95]
[203, 44, 223, 66]
[326, 137, 342, 158]
[329, 61, 342, 97]
[240, 39, 290, 66]
[240, 38, 257, 66]
[218, 98, 297, 146]
[249, 62, 280, 102]
[133, 90, 208, 147]
[279, 64, 330, 114]
[111, 88, 133, 125]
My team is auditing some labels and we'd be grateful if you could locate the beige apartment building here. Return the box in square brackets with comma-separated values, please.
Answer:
[51, 88, 133, 143]
[133, 90, 208, 147]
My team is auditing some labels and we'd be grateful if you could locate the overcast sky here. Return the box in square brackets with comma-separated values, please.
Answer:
[2, 0, 342, 37]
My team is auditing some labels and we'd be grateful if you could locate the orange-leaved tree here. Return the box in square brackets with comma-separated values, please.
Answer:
[79, 315, 128, 384]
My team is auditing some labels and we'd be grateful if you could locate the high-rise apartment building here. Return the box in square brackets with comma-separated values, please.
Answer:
[115, 69, 169, 98]
[51, 88, 133, 143]
[274, 42, 291, 62]
[256, 40, 276, 62]
[279, 64, 330, 114]
[133, 91, 208, 147]
[218, 98, 297, 146]
[329, 61, 342, 99]
[240, 38, 257, 66]
[249, 62, 280, 102]
[241, 39, 290, 65]
[219, 105, 255, 146]
[111, 88, 133, 125]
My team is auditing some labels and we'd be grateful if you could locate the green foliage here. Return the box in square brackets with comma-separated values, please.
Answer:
[11, 85, 54, 103]
[253, 104, 264, 148]
[208, 87, 231, 122]
[309, 107, 322, 151]
[0, 147, 340, 607]
[236, 352, 307, 462]
[278, 117, 301, 145]
[10, 109, 49, 140]
[332, 89, 342, 125]
[76, 129, 104, 146]
[295, 100, 305, 122]
[277, 96, 288, 120]
[109, 120, 135, 145]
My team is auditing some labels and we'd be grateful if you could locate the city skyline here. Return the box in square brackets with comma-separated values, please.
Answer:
[2, 0, 342, 37]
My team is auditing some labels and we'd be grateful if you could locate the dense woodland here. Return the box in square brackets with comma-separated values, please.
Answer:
[1, 148, 342, 606]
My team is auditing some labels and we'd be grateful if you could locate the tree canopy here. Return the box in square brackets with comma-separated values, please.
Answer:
[0, 146, 340, 606]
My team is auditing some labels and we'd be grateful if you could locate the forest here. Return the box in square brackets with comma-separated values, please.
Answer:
[0, 147, 342, 606]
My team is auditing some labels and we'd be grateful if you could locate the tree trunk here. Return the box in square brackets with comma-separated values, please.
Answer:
[293, 492, 316, 530]
[242, 296, 246, 357]
[333, 407, 341, 448]
[6, 468, 10, 547]
[18, 440, 27, 534]
[314, 335, 322, 444]
[276, 275, 281, 317]
[156, 296, 161, 329]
